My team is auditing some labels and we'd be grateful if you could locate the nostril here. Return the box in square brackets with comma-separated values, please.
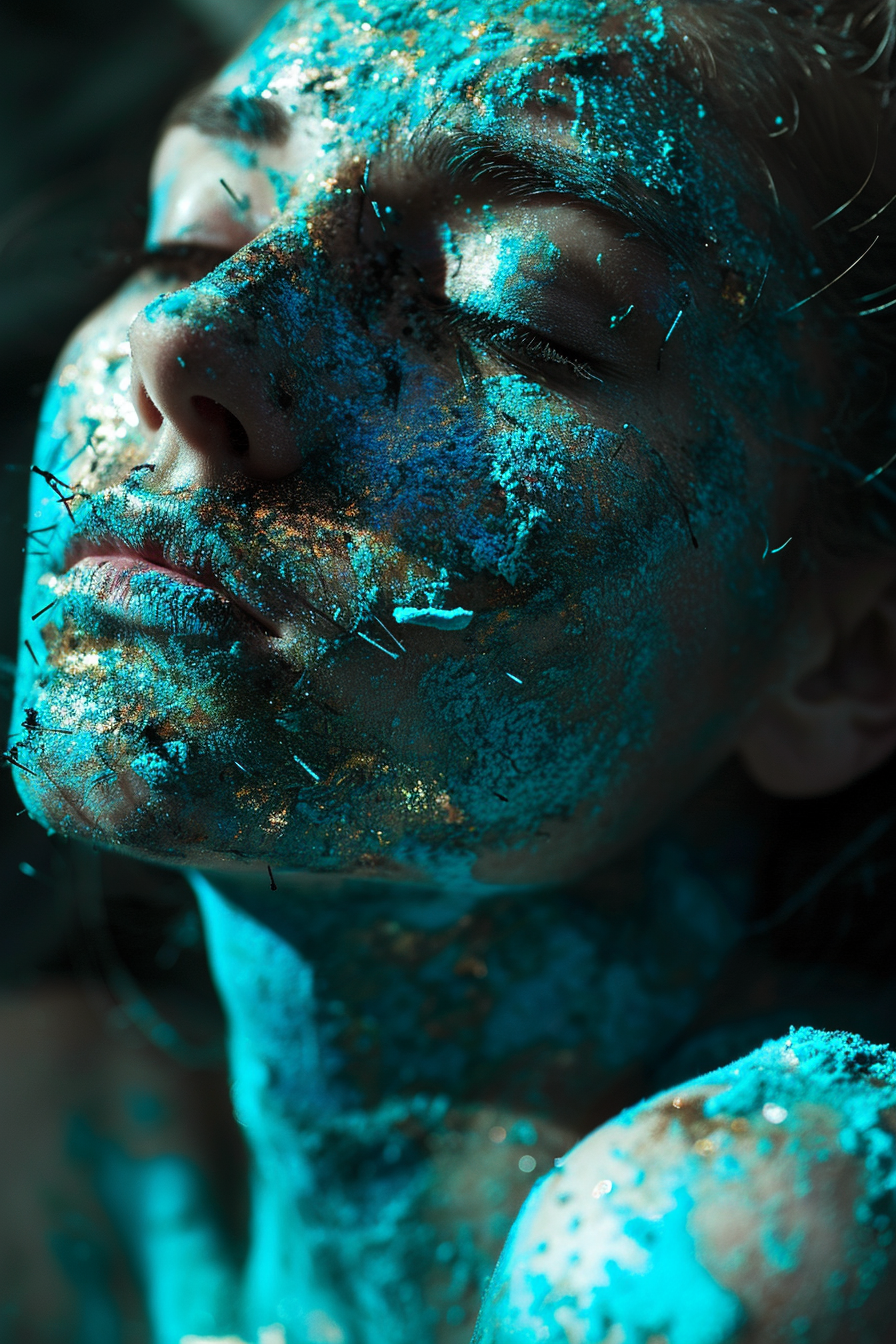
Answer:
[134, 380, 163, 433]
[192, 395, 251, 457]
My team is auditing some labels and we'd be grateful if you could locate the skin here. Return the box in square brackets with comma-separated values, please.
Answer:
[476, 1029, 896, 1343]
[7, 0, 896, 1341]
[13, 0, 813, 883]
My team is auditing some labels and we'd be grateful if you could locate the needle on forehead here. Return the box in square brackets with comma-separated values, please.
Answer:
[357, 630, 399, 659]
[656, 291, 690, 370]
[373, 614, 406, 652]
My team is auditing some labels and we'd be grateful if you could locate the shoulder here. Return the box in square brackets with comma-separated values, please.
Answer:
[476, 1028, 896, 1343]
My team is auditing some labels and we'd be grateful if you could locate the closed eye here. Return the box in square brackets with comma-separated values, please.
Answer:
[440, 302, 611, 386]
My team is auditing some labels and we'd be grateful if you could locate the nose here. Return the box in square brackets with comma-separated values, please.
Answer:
[128, 283, 307, 484]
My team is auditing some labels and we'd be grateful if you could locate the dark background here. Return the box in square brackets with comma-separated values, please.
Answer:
[0, 0, 271, 991]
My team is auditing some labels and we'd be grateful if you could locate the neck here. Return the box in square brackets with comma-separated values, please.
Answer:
[190, 773, 760, 1343]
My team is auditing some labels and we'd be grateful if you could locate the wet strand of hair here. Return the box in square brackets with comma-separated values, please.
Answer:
[813, 127, 879, 229]
[783, 235, 879, 313]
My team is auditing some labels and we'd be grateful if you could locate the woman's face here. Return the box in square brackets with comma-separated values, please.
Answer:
[13, 0, 817, 886]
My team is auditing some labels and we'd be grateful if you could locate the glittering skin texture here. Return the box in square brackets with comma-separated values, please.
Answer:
[476, 1028, 896, 1343]
[11, 0, 886, 1341]
[13, 0, 814, 885]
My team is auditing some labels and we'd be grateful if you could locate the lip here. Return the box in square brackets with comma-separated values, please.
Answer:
[38, 482, 446, 658]
[64, 538, 282, 637]
[55, 552, 277, 645]
[55, 484, 343, 643]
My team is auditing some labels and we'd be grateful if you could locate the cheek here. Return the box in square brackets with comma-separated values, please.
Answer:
[12, 265, 783, 873]
[338, 385, 777, 852]
[34, 277, 167, 496]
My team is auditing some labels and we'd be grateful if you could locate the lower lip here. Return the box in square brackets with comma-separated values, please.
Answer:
[56, 556, 266, 642]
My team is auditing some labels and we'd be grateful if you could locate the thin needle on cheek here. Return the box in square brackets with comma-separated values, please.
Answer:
[294, 756, 320, 783]
[739, 261, 770, 325]
[761, 531, 792, 560]
[813, 127, 878, 229]
[357, 630, 400, 659]
[373, 614, 406, 652]
[23, 708, 71, 735]
[849, 189, 896, 232]
[1, 746, 38, 777]
[656, 291, 690, 370]
[858, 446, 896, 485]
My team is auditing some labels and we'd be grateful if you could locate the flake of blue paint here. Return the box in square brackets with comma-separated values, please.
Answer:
[392, 606, 473, 630]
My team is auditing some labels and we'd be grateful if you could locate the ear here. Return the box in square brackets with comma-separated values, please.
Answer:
[738, 556, 896, 797]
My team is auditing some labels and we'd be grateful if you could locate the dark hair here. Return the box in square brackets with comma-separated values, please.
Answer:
[659, 0, 896, 990]
[669, 0, 896, 549]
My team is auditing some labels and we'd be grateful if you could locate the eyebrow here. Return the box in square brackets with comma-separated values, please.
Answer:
[398, 125, 703, 269]
[165, 87, 291, 147]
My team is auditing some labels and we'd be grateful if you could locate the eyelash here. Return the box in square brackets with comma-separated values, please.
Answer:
[444, 304, 607, 386]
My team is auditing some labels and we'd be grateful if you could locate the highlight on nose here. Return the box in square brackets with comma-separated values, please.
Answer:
[127, 301, 300, 480]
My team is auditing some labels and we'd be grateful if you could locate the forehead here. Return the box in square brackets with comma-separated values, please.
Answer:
[183, 0, 771, 262]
